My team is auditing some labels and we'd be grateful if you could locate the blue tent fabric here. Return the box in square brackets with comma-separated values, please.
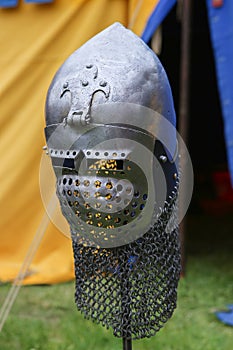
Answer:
[0, 0, 53, 6]
[0, 0, 18, 7]
[141, 0, 177, 43]
[206, 0, 233, 186]
[24, 0, 53, 3]
[215, 304, 233, 326]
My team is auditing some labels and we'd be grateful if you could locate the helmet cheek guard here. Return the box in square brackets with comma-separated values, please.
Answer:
[45, 23, 181, 340]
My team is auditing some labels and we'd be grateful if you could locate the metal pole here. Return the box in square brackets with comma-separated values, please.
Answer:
[122, 337, 132, 350]
[178, 0, 193, 275]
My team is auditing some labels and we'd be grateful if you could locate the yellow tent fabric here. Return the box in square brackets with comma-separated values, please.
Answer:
[0, 0, 159, 285]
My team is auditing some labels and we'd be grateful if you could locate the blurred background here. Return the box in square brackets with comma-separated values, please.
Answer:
[0, 1, 232, 349]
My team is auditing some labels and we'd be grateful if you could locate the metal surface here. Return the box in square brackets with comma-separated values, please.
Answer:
[178, 0, 193, 275]
[45, 22, 181, 340]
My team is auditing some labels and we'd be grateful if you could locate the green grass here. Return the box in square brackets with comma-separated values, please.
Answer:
[0, 213, 233, 349]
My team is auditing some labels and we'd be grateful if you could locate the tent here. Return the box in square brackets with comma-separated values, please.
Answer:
[0, 0, 167, 285]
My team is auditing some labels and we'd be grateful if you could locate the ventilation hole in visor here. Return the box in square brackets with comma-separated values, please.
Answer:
[140, 204, 145, 210]
[74, 201, 79, 207]
[67, 190, 72, 196]
[95, 192, 101, 198]
[83, 180, 90, 187]
[95, 213, 101, 219]
[143, 194, 148, 200]
[115, 196, 121, 203]
[106, 182, 113, 189]
[132, 202, 137, 208]
[123, 220, 128, 225]
[63, 178, 67, 185]
[131, 211, 136, 217]
[84, 203, 90, 209]
[126, 187, 132, 194]
[73, 190, 79, 197]
[83, 192, 90, 198]
[106, 225, 114, 229]
[95, 202, 101, 208]
[134, 191, 140, 197]
[114, 217, 121, 224]
[105, 193, 112, 200]
[68, 178, 72, 185]
[117, 184, 123, 192]
[124, 210, 129, 216]
[105, 215, 111, 221]
[75, 179, 80, 186]
[94, 180, 101, 188]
